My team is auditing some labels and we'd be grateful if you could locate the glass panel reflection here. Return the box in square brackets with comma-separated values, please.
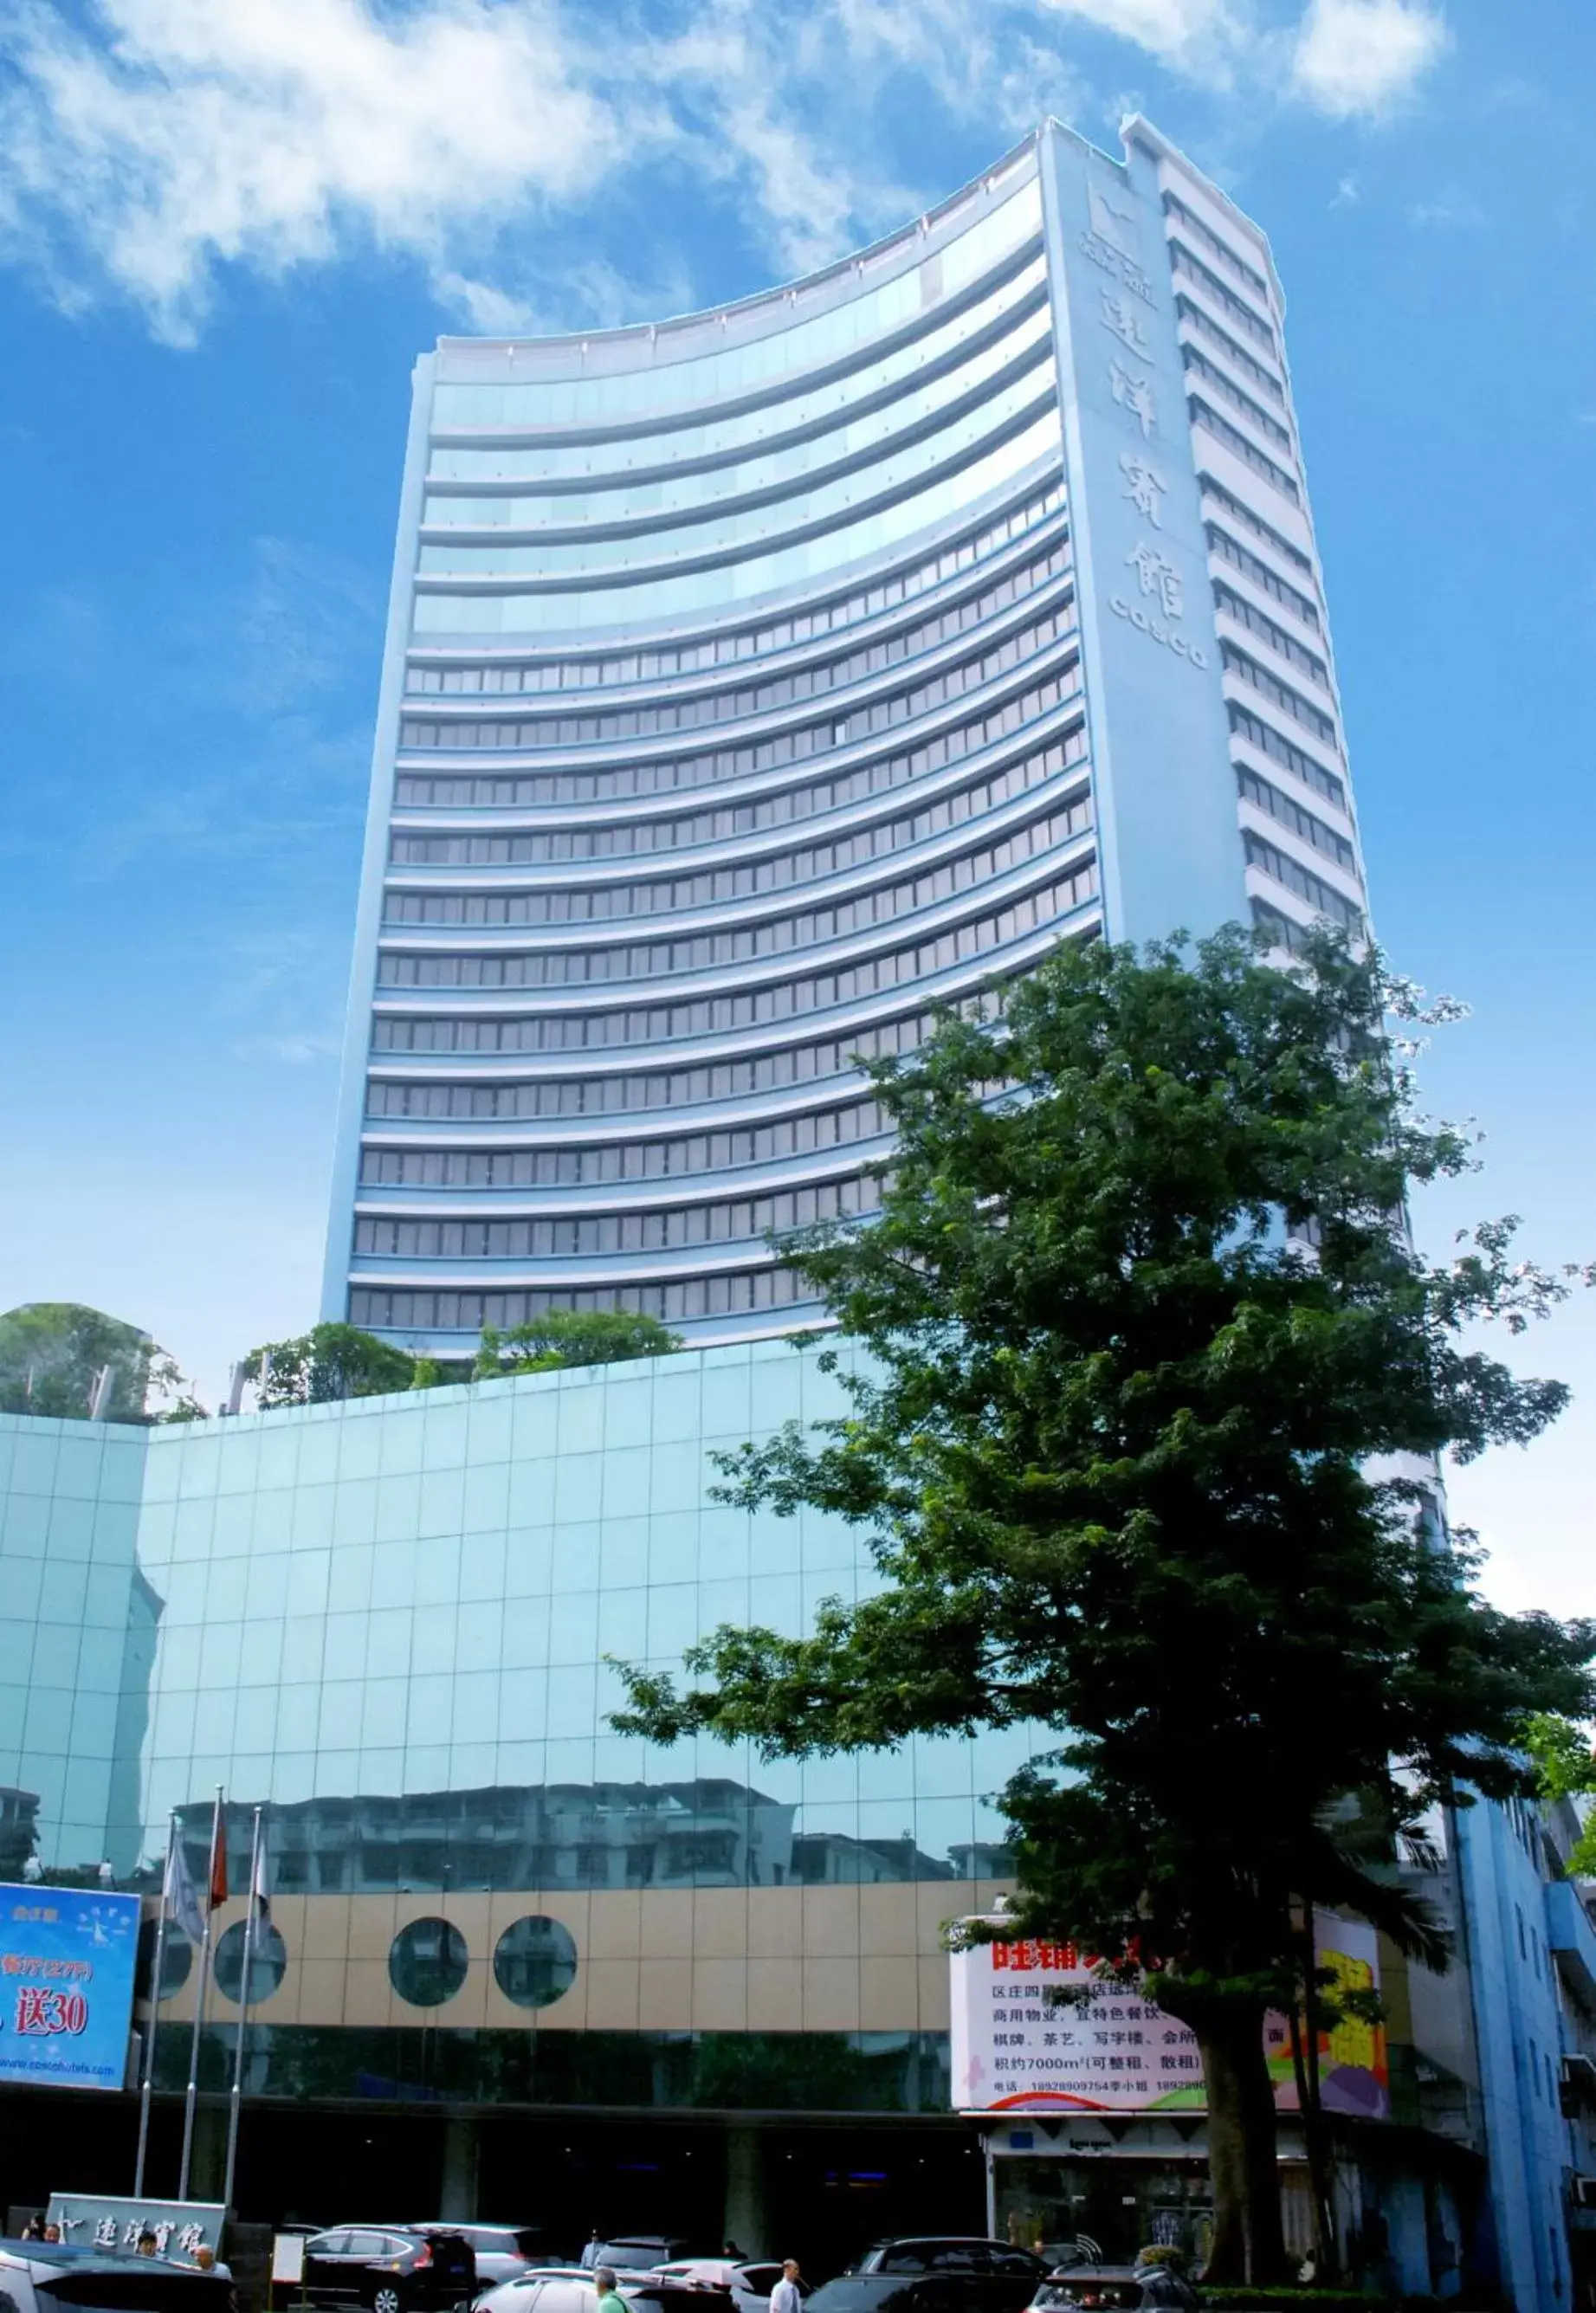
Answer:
[493, 1914, 578, 2008]
[213, 1918, 289, 2006]
[389, 1916, 468, 2006]
[162, 1777, 1014, 1895]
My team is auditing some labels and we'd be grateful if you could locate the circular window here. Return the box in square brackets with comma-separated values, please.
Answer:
[213, 1920, 288, 2006]
[493, 1915, 578, 2010]
[138, 1919, 191, 2002]
[389, 1916, 468, 2008]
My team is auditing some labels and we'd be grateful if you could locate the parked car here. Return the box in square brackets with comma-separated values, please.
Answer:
[585, 2244, 695, 2274]
[475, 2271, 695, 2313]
[301, 2226, 477, 2313]
[403, 2229, 550, 2293]
[1027, 2271, 1196, 2312]
[849, 2246, 1046, 2281]
[651, 2261, 806, 2313]
[0, 2241, 235, 2313]
[804, 2260, 1043, 2313]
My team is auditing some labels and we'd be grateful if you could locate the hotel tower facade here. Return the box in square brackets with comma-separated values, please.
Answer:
[323, 116, 1367, 1358]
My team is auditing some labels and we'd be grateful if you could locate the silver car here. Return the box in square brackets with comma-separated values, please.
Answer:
[651, 2260, 802, 2313]
[406, 2228, 551, 2293]
[475, 2271, 692, 2313]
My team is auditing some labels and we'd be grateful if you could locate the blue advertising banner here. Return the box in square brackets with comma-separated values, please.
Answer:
[0, 1882, 141, 2091]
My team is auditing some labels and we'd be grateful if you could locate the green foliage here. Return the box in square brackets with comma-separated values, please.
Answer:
[610, 926, 1594, 2283]
[242, 1321, 425, 1405]
[238, 1311, 679, 1411]
[1523, 1711, 1596, 1876]
[0, 1302, 192, 1423]
[472, 1310, 682, 1378]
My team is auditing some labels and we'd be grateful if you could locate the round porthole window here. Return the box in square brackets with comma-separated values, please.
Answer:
[138, 1918, 191, 2002]
[213, 1919, 288, 2006]
[388, 1916, 468, 2008]
[493, 1915, 578, 2010]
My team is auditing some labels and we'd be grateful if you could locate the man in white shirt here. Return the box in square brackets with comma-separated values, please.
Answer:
[770, 2259, 802, 2313]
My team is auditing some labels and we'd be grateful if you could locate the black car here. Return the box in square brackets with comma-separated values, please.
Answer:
[1028, 2272, 1197, 2312]
[807, 2258, 1043, 2313]
[301, 2227, 476, 2313]
[848, 2246, 1046, 2282]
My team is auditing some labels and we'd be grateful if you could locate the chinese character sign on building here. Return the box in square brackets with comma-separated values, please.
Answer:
[949, 1922, 1387, 2117]
[47, 2196, 225, 2260]
[0, 1883, 140, 2091]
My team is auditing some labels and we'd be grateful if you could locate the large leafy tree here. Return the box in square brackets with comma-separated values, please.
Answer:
[613, 928, 1594, 2285]
[0, 1302, 191, 1422]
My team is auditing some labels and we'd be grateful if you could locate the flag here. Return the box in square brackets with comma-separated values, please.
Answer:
[249, 1826, 270, 1930]
[165, 1836, 204, 1948]
[209, 1816, 229, 1911]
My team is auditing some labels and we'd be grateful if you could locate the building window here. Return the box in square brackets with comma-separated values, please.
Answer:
[138, 1919, 192, 2003]
[389, 1916, 468, 2007]
[213, 1920, 289, 2006]
[493, 1916, 579, 2009]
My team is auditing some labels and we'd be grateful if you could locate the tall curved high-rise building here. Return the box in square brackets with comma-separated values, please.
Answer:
[324, 115, 1367, 1357]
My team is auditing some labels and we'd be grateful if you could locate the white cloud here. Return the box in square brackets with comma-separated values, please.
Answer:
[1291, 0, 1446, 119]
[0, 0, 623, 339]
[1407, 189, 1483, 228]
[1035, 0, 1242, 75]
[0, 0, 1457, 340]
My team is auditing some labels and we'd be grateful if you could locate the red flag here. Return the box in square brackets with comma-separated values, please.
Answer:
[209, 1819, 229, 1910]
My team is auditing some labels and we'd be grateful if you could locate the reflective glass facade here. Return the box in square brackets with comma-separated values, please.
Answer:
[324, 114, 1367, 1364]
[0, 1342, 1026, 2107]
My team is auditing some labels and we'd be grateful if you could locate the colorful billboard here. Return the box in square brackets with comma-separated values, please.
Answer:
[950, 1917, 1388, 2117]
[0, 1883, 141, 2091]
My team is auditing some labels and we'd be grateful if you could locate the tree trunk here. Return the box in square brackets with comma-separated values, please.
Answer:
[1190, 2001, 1293, 2286]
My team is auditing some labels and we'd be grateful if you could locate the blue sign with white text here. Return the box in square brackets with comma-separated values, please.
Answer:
[0, 1881, 141, 2091]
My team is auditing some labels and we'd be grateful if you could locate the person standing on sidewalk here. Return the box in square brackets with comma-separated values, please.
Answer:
[770, 2259, 802, 2313]
[594, 2266, 626, 2313]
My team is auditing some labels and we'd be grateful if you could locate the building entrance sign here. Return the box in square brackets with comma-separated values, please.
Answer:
[950, 1920, 1387, 2116]
[0, 1883, 140, 2091]
[45, 2194, 225, 2258]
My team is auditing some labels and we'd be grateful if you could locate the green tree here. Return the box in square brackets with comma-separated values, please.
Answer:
[472, 1309, 682, 1377]
[241, 1321, 423, 1405]
[0, 1302, 188, 1422]
[1524, 1714, 1596, 1877]
[612, 928, 1595, 2286]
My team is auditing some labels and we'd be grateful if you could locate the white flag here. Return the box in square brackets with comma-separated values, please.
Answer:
[165, 1832, 204, 1947]
[250, 1829, 271, 1930]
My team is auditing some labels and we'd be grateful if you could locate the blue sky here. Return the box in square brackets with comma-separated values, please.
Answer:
[0, 0, 1590, 1615]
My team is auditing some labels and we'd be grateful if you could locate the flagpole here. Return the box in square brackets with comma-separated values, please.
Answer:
[221, 1806, 262, 2217]
[178, 1785, 224, 2202]
[132, 1812, 178, 2198]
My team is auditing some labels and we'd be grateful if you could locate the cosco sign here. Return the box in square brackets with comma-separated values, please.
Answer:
[1108, 592, 1210, 669]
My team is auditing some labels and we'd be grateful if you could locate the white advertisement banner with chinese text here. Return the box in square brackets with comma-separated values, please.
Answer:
[949, 1922, 1386, 2117]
